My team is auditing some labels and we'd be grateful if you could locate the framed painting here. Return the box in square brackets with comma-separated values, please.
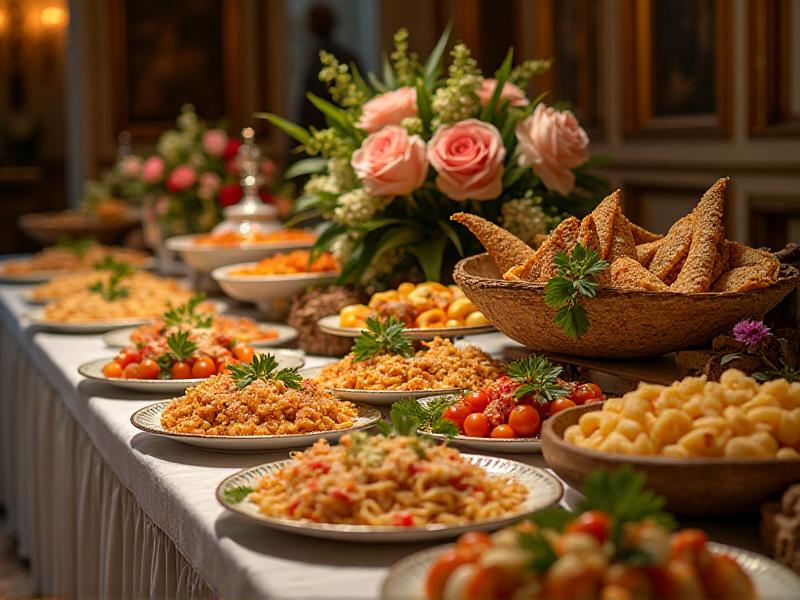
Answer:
[621, 0, 732, 137]
[110, 0, 242, 139]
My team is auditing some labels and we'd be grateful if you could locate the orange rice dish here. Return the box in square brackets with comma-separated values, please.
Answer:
[313, 337, 503, 391]
[160, 374, 358, 436]
[230, 250, 339, 276]
[3, 244, 149, 274]
[191, 229, 316, 247]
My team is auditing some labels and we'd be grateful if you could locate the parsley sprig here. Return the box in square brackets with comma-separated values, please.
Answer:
[88, 269, 130, 301]
[518, 467, 676, 573]
[222, 485, 253, 504]
[544, 244, 608, 338]
[227, 354, 303, 390]
[351, 316, 414, 362]
[92, 256, 134, 276]
[163, 293, 213, 329]
[507, 355, 569, 403]
[56, 235, 93, 257]
[165, 331, 197, 361]
[381, 396, 460, 438]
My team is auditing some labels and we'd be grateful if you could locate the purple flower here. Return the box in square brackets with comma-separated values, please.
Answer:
[732, 319, 771, 349]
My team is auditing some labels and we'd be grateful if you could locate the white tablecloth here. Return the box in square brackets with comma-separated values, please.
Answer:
[0, 283, 765, 598]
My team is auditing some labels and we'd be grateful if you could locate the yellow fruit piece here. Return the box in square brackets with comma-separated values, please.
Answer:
[465, 311, 490, 327]
[446, 297, 478, 320]
[415, 308, 447, 328]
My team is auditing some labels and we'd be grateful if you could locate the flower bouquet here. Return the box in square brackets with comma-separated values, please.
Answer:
[260, 26, 607, 286]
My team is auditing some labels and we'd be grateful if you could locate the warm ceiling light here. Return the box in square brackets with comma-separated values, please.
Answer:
[40, 6, 68, 29]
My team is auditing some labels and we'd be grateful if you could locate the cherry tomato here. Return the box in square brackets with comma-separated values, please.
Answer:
[465, 390, 490, 412]
[464, 565, 503, 600]
[462, 413, 490, 437]
[572, 383, 604, 405]
[233, 343, 255, 364]
[490, 424, 515, 438]
[508, 405, 541, 437]
[114, 349, 141, 367]
[102, 362, 123, 378]
[670, 529, 710, 564]
[191, 356, 217, 378]
[584, 396, 604, 405]
[122, 363, 141, 379]
[170, 361, 192, 379]
[442, 402, 472, 430]
[216, 357, 233, 374]
[138, 358, 160, 380]
[549, 398, 577, 415]
[425, 549, 473, 600]
[455, 531, 493, 559]
[566, 510, 611, 543]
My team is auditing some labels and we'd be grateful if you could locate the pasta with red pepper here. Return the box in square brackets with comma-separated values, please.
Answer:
[246, 433, 527, 527]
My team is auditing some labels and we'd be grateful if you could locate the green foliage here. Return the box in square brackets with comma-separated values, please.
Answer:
[162, 294, 212, 329]
[88, 263, 131, 302]
[165, 331, 197, 362]
[507, 355, 569, 403]
[544, 244, 609, 338]
[56, 235, 93, 257]
[351, 316, 413, 362]
[227, 354, 303, 390]
[222, 486, 253, 504]
[390, 396, 460, 437]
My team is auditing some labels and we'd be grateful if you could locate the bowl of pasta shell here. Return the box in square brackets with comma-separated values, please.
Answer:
[541, 369, 800, 515]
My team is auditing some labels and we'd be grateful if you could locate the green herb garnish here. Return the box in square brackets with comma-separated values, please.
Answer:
[227, 354, 302, 390]
[92, 256, 134, 277]
[165, 330, 197, 361]
[387, 396, 459, 438]
[222, 485, 253, 504]
[56, 235, 93, 257]
[507, 355, 569, 403]
[88, 269, 130, 301]
[351, 316, 414, 362]
[544, 244, 608, 338]
[163, 293, 213, 329]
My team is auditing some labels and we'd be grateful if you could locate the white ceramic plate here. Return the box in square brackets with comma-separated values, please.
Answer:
[299, 366, 462, 406]
[78, 352, 305, 394]
[381, 542, 800, 600]
[131, 399, 382, 451]
[166, 234, 315, 272]
[217, 454, 563, 542]
[20, 289, 46, 305]
[0, 255, 155, 284]
[416, 395, 542, 454]
[211, 262, 339, 304]
[26, 300, 229, 334]
[101, 322, 298, 349]
[317, 314, 495, 340]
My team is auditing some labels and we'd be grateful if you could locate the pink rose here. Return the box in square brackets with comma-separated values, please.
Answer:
[141, 156, 165, 183]
[351, 126, 428, 197]
[119, 155, 141, 178]
[427, 119, 505, 201]
[515, 103, 589, 196]
[356, 87, 417, 133]
[198, 172, 221, 199]
[202, 129, 228, 156]
[166, 165, 197, 193]
[475, 79, 528, 108]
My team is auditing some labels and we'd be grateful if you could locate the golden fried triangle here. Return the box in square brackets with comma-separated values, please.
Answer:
[504, 217, 580, 282]
[450, 212, 535, 274]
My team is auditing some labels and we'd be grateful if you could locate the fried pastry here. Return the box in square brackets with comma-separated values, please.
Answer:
[451, 212, 535, 274]
[610, 257, 669, 291]
[627, 219, 664, 244]
[636, 239, 663, 268]
[589, 190, 622, 259]
[710, 239, 731, 285]
[711, 242, 780, 292]
[663, 256, 686, 286]
[608, 206, 638, 263]
[711, 266, 777, 292]
[672, 177, 728, 292]
[504, 217, 580, 282]
[577, 216, 610, 285]
[648, 215, 694, 281]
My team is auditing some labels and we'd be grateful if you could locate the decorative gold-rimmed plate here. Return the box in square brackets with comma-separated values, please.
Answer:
[216, 455, 563, 542]
[101, 322, 298, 349]
[299, 366, 462, 406]
[381, 542, 800, 599]
[131, 399, 381, 451]
[317, 315, 495, 340]
[78, 352, 305, 394]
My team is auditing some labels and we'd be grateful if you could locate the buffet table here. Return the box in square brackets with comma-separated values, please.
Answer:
[0, 283, 767, 599]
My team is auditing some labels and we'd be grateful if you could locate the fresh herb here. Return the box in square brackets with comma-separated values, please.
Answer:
[56, 235, 93, 257]
[163, 293, 213, 329]
[165, 331, 198, 361]
[578, 467, 675, 546]
[92, 256, 134, 277]
[386, 396, 459, 438]
[517, 529, 560, 572]
[88, 269, 130, 301]
[352, 316, 414, 362]
[227, 354, 303, 390]
[507, 355, 569, 403]
[544, 244, 608, 338]
[222, 485, 253, 504]
[526, 506, 574, 533]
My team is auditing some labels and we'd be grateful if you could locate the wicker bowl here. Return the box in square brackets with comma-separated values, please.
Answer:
[541, 403, 800, 515]
[453, 253, 799, 358]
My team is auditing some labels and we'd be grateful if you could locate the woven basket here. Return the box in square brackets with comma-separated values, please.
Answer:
[453, 253, 800, 358]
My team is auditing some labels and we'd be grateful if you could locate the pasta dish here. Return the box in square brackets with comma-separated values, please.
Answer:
[2, 243, 149, 274]
[313, 337, 503, 391]
[161, 374, 358, 436]
[33, 270, 176, 303]
[229, 250, 338, 276]
[247, 433, 527, 526]
[191, 229, 316, 247]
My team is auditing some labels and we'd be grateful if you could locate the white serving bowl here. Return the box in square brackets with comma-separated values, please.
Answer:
[211, 262, 339, 308]
[166, 234, 315, 273]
